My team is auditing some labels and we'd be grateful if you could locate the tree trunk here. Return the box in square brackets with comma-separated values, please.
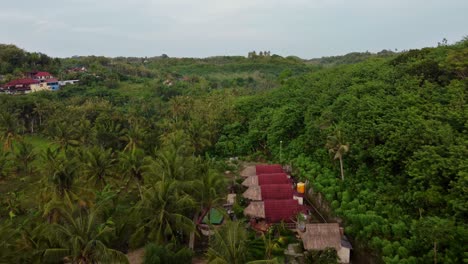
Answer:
[339, 157, 345, 181]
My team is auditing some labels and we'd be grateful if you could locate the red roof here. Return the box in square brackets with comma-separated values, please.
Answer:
[45, 78, 59, 83]
[257, 173, 291, 185]
[4, 78, 39, 87]
[264, 199, 305, 223]
[256, 164, 284, 174]
[34, 72, 52, 77]
[260, 184, 294, 200]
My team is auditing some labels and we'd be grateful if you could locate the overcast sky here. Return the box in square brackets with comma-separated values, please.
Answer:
[1, 0, 467, 58]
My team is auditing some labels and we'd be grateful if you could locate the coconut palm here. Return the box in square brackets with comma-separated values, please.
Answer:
[196, 163, 227, 214]
[118, 149, 146, 197]
[325, 126, 350, 181]
[41, 148, 78, 197]
[14, 140, 36, 175]
[132, 174, 196, 245]
[0, 222, 19, 264]
[206, 221, 249, 264]
[121, 122, 147, 154]
[83, 146, 116, 188]
[47, 119, 79, 150]
[43, 194, 129, 264]
[148, 135, 195, 182]
[0, 112, 21, 152]
[0, 149, 10, 179]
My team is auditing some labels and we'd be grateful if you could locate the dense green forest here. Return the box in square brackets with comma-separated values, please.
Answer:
[0, 38, 467, 263]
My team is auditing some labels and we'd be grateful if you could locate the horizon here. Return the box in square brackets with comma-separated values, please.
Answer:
[1, 0, 467, 59]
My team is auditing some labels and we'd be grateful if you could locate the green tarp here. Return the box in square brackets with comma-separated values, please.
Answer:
[202, 208, 224, 225]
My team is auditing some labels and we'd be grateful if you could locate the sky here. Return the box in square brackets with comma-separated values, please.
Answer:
[1, 0, 467, 58]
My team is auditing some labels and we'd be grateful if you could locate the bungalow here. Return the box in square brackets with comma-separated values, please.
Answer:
[242, 173, 291, 187]
[256, 164, 284, 174]
[241, 164, 284, 177]
[243, 184, 295, 201]
[244, 199, 307, 223]
[299, 223, 352, 264]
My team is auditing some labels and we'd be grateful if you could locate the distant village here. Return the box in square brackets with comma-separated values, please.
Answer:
[0, 67, 86, 95]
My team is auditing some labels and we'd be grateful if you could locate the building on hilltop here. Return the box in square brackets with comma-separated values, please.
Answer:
[2, 78, 39, 94]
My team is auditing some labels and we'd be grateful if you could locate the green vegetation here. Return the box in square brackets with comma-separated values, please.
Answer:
[0, 38, 467, 263]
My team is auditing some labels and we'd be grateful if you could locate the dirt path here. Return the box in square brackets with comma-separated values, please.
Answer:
[126, 248, 144, 264]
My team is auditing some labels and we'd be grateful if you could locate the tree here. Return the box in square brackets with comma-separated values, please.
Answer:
[14, 141, 36, 175]
[325, 125, 349, 181]
[206, 221, 249, 264]
[83, 147, 116, 188]
[143, 243, 193, 264]
[43, 194, 129, 263]
[121, 122, 147, 154]
[0, 112, 21, 152]
[118, 149, 146, 197]
[132, 174, 196, 245]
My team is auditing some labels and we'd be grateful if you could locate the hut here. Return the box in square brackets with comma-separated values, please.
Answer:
[243, 184, 294, 201]
[242, 173, 290, 187]
[244, 199, 305, 223]
[256, 164, 284, 174]
[240, 165, 256, 177]
[299, 223, 352, 264]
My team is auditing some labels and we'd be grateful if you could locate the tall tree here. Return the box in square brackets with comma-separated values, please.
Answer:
[325, 125, 349, 181]
[43, 195, 129, 263]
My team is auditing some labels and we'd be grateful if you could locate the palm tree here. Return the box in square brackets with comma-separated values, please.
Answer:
[47, 119, 79, 150]
[147, 134, 195, 182]
[0, 149, 10, 180]
[206, 221, 249, 264]
[118, 149, 146, 197]
[41, 148, 78, 197]
[132, 174, 196, 245]
[196, 164, 227, 215]
[14, 141, 36, 176]
[325, 126, 349, 181]
[121, 121, 147, 154]
[0, 112, 21, 152]
[0, 222, 19, 264]
[83, 147, 116, 188]
[43, 194, 129, 263]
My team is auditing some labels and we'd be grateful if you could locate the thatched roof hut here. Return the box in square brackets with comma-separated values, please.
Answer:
[299, 223, 341, 251]
[243, 186, 262, 200]
[244, 199, 305, 223]
[240, 165, 256, 177]
[244, 201, 265, 218]
[243, 184, 295, 201]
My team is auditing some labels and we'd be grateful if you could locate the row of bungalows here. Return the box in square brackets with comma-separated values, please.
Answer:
[242, 165, 308, 230]
[0, 71, 79, 94]
[241, 164, 351, 264]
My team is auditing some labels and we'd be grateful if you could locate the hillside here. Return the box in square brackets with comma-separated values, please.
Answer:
[0, 38, 467, 263]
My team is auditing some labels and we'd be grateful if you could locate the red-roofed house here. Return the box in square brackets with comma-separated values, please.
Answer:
[256, 164, 284, 174]
[2, 78, 39, 94]
[33, 71, 53, 81]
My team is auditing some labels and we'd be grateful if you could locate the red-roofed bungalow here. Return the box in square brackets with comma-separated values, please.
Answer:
[244, 199, 307, 223]
[256, 164, 284, 174]
[242, 173, 291, 187]
[243, 184, 294, 200]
